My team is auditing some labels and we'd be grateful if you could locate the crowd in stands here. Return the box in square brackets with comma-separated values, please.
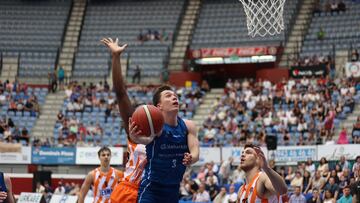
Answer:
[0, 79, 41, 145]
[179, 156, 360, 203]
[314, 0, 347, 14]
[292, 55, 334, 67]
[198, 77, 360, 147]
[137, 28, 172, 43]
[53, 80, 205, 147]
[35, 180, 81, 202]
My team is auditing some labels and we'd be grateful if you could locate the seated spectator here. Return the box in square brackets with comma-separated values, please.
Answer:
[318, 157, 329, 176]
[289, 186, 306, 203]
[305, 171, 326, 193]
[351, 49, 359, 62]
[291, 171, 304, 190]
[192, 183, 210, 203]
[54, 181, 65, 195]
[352, 156, 360, 177]
[323, 189, 336, 203]
[337, 127, 349, 144]
[324, 177, 340, 200]
[213, 187, 227, 203]
[337, 185, 352, 203]
[307, 188, 322, 203]
[338, 0, 346, 12]
[223, 184, 237, 203]
[330, 1, 339, 13]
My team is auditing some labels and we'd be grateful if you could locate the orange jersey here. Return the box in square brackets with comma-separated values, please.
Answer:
[93, 167, 123, 203]
[122, 140, 147, 186]
[238, 172, 279, 203]
[110, 141, 147, 203]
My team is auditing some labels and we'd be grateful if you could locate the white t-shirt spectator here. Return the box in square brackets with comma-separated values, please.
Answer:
[246, 99, 256, 110]
[193, 190, 211, 202]
[0, 94, 6, 104]
[67, 102, 75, 111]
[223, 192, 237, 203]
[263, 80, 271, 89]
[54, 186, 66, 195]
[263, 116, 272, 126]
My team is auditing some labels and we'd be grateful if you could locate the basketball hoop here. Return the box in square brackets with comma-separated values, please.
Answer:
[239, 0, 286, 37]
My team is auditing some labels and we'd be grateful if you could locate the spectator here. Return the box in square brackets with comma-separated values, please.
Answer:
[302, 171, 312, 193]
[350, 167, 360, 203]
[337, 186, 352, 203]
[54, 181, 65, 195]
[306, 158, 316, 176]
[305, 170, 326, 193]
[351, 49, 359, 62]
[289, 186, 306, 203]
[35, 182, 45, 193]
[317, 27, 325, 40]
[323, 189, 336, 203]
[324, 177, 340, 200]
[213, 187, 227, 203]
[352, 156, 360, 177]
[338, 1, 346, 12]
[58, 65, 65, 90]
[192, 183, 210, 203]
[132, 65, 141, 84]
[318, 157, 329, 176]
[218, 157, 233, 185]
[206, 176, 219, 201]
[223, 184, 237, 203]
[291, 171, 304, 191]
[338, 156, 350, 171]
[307, 188, 322, 203]
[330, 1, 339, 14]
[337, 127, 349, 144]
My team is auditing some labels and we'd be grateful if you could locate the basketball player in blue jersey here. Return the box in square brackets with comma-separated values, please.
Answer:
[129, 84, 200, 203]
[0, 172, 14, 203]
[100, 37, 199, 203]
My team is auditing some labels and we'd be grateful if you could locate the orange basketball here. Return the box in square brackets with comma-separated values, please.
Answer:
[131, 105, 164, 137]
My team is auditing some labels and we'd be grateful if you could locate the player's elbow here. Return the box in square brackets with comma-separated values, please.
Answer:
[278, 184, 288, 195]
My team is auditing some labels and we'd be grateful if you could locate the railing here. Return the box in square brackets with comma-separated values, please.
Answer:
[0, 52, 3, 74]
[60, 0, 74, 51]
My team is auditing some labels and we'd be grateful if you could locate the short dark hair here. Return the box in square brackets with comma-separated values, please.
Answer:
[98, 146, 111, 157]
[244, 143, 257, 149]
[152, 85, 173, 106]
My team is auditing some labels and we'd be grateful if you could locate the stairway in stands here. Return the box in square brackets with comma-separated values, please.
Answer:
[58, 0, 87, 80]
[279, 0, 316, 68]
[168, 0, 201, 71]
[192, 88, 223, 127]
[32, 91, 65, 141]
[0, 57, 18, 82]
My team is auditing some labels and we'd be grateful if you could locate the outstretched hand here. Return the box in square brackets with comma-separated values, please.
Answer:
[0, 192, 7, 203]
[253, 146, 269, 169]
[100, 38, 128, 55]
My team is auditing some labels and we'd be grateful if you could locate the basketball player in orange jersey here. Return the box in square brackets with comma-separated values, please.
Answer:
[100, 38, 153, 203]
[237, 144, 287, 203]
[78, 147, 123, 203]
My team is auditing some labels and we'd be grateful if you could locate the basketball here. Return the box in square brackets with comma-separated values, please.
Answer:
[131, 105, 164, 137]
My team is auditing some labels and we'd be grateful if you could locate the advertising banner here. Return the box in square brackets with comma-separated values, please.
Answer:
[317, 144, 360, 161]
[222, 147, 268, 165]
[194, 147, 221, 166]
[76, 147, 123, 165]
[17, 193, 44, 203]
[190, 46, 279, 59]
[49, 195, 78, 203]
[32, 147, 76, 165]
[290, 65, 327, 78]
[0, 145, 31, 164]
[272, 146, 317, 163]
[345, 62, 360, 78]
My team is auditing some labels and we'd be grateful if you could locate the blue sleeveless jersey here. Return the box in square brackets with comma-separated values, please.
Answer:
[0, 172, 7, 192]
[142, 117, 189, 185]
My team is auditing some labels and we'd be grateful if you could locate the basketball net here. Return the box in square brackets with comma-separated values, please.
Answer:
[239, 0, 286, 37]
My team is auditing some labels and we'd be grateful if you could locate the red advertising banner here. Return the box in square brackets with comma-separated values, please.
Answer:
[190, 46, 279, 59]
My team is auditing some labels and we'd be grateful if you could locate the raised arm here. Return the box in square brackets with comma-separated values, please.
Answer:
[78, 172, 93, 203]
[101, 38, 133, 135]
[255, 146, 287, 197]
[183, 120, 200, 166]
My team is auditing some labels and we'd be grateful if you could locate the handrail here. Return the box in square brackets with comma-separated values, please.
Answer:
[0, 52, 3, 74]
